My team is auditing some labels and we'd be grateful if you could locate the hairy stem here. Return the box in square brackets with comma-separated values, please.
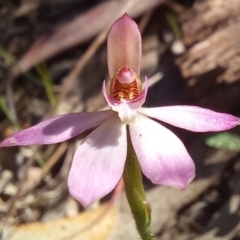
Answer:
[123, 128, 155, 240]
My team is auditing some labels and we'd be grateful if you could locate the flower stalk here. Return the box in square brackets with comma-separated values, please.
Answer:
[123, 127, 155, 240]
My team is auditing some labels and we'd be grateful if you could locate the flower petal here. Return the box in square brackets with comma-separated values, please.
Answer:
[139, 106, 240, 132]
[68, 115, 127, 207]
[107, 13, 141, 77]
[130, 115, 195, 189]
[0, 110, 114, 146]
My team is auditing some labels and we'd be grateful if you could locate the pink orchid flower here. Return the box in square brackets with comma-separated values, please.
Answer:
[0, 14, 239, 207]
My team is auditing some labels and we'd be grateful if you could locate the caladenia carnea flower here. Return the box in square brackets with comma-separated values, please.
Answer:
[0, 14, 240, 210]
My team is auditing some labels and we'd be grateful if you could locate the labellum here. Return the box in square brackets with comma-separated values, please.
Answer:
[110, 66, 142, 102]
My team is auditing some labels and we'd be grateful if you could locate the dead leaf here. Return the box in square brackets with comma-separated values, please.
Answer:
[8, 203, 118, 240]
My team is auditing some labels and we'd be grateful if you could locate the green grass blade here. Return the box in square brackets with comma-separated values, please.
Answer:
[35, 63, 56, 106]
[166, 13, 181, 38]
[0, 96, 21, 130]
[35, 153, 45, 168]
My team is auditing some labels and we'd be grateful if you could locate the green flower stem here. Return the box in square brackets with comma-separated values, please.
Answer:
[123, 128, 155, 240]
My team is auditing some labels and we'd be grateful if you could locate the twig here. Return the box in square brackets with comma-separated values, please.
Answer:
[42, 142, 68, 175]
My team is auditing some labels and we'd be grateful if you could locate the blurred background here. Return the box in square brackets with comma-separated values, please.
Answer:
[0, 0, 240, 239]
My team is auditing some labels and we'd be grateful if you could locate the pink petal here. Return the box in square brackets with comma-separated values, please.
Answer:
[139, 106, 240, 132]
[68, 115, 127, 207]
[130, 115, 195, 189]
[0, 110, 114, 146]
[107, 13, 141, 78]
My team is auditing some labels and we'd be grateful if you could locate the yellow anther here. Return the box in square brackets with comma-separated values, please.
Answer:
[118, 92, 124, 100]
[128, 92, 134, 100]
